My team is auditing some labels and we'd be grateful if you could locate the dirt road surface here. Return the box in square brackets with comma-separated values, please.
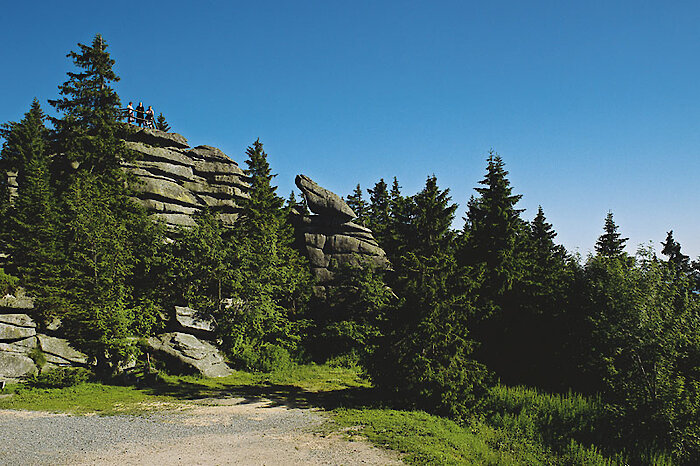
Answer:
[0, 398, 402, 465]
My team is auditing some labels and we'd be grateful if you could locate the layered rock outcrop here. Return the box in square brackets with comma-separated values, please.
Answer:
[0, 290, 89, 381]
[0, 291, 232, 380]
[293, 175, 390, 292]
[123, 128, 249, 229]
[146, 332, 232, 378]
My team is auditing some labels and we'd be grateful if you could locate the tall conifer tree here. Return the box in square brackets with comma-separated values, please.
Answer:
[46, 35, 159, 374]
[0, 100, 62, 317]
[48, 34, 131, 175]
[372, 175, 490, 417]
[661, 230, 690, 271]
[346, 184, 368, 226]
[367, 179, 390, 245]
[595, 211, 628, 257]
[462, 151, 525, 298]
[226, 139, 311, 363]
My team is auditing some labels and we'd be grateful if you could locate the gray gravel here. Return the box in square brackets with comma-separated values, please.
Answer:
[0, 399, 401, 465]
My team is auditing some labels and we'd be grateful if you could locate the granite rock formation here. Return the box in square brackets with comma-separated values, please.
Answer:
[0, 289, 232, 380]
[146, 332, 232, 378]
[0, 290, 89, 381]
[123, 128, 249, 229]
[293, 174, 390, 292]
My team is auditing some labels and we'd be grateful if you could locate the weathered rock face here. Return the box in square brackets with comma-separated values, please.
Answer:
[0, 292, 89, 380]
[295, 174, 356, 222]
[293, 175, 389, 291]
[37, 334, 88, 367]
[123, 128, 249, 229]
[146, 332, 232, 378]
[173, 306, 216, 339]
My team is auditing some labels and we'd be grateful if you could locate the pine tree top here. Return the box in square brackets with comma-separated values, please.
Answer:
[0, 99, 48, 173]
[48, 34, 129, 174]
[595, 211, 628, 257]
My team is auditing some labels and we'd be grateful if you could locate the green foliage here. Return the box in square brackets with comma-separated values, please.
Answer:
[461, 151, 525, 296]
[372, 175, 491, 419]
[169, 208, 230, 314]
[314, 258, 393, 359]
[367, 178, 390, 243]
[155, 112, 170, 131]
[346, 183, 368, 226]
[332, 406, 619, 465]
[59, 172, 160, 374]
[235, 343, 293, 372]
[575, 248, 700, 463]
[28, 346, 47, 372]
[0, 382, 170, 415]
[221, 139, 312, 358]
[662, 229, 690, 271]
[0, 268, 18, 295]
[0, 100, 63, 320]
[499, 206, 575, 388]
[458, 152, 529, 381]
[24, 367, 92, 389]
[48, 34, 132, 175]
[595, 211, 628, 258]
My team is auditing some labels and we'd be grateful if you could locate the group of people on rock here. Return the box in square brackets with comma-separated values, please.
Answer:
[125, 101, 155, 128]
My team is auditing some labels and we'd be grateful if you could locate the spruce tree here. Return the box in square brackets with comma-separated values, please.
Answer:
[459, 152, 528, 380]
[48, 34, 132, 175]
[346, 184, 368, 226]
[60, 172, 152, 374]
[0, 100, 62, 318]
[410, 175, 457, 256]
[508, 206, 572, 387]
[595, 211, 628, 257]
[462, 151, 525, 297]
[661, 230, 690, 271]
[371, 175, 490, 418]
[46, 35, 160, 375]
[155, 113, 170, 132]
[226, 139, 311, 365]
[367, 179, 390, 244]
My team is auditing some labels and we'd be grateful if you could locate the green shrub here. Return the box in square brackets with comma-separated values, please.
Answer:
[0, 268, 18, 295]
[24, 367, 92, 388]
[28, 347, 47, 372]
[235, 343, 293, 372]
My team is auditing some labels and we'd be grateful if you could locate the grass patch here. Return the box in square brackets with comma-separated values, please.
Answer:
[330, 407, 624, 465]
[331, 408, 544, 465]
[0, 362, 369, 415]
[0, 382, 173, 415]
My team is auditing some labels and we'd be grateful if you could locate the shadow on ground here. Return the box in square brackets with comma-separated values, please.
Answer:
[140, 378, 384, 412]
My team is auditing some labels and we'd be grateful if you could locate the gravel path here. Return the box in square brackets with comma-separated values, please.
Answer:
[0, 398, 402, 465]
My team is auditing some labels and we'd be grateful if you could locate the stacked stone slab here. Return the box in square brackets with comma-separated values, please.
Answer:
[123, 128, 249, 229]
[0, 290, 232, 380]
[293, 174, 390, 293]
[0, 291, 88, 381]
[145, 305, 232, 378]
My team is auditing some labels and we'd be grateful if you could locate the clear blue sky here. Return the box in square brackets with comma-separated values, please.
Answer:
[2, 1, 698, 258]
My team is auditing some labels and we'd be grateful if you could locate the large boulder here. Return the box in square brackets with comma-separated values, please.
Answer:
[146, 332, 232, 378]
[0, 314, 36, 340]
[0, 337, 38, 380]
[174, 306, 216, 338]
[0, 353, 37, 380]
[291, 177, 389, 290]
[37, 334, 88, 367]
[295, 174, 356, 222]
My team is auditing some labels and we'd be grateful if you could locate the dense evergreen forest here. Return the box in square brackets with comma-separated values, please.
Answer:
[2, 35, 699, 464]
